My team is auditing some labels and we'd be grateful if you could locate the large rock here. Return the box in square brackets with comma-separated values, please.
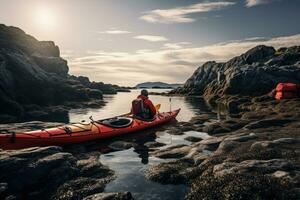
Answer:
[0, 24, 121, 122]
[171, 45, 300, 104]
[213, 159, 292, 177]
[0, 146, 114, 200]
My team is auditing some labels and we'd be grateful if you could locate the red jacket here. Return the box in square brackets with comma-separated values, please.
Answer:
[137, 95, 157, 116]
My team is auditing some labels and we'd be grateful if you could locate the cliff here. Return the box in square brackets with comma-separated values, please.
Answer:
[172, 45, 300, 105]
[0, 24, 117, 122]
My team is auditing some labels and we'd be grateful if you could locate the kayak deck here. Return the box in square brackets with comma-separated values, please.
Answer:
[0, 109, 180, 150]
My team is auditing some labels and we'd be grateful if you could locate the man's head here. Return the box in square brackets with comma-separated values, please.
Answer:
[141, 89, 148, 97]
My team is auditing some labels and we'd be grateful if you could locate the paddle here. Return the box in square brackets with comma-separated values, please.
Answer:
[155, 104, 161, 112]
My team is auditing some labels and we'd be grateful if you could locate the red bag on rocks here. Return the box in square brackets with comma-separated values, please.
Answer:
[275, 83, 299, 100]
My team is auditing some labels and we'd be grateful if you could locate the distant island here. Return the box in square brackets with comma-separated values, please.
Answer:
[135, 82, 183, 89]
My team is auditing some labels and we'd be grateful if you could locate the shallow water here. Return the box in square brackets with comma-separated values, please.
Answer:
[68, 89, 214, 123]
[66, 89, 219, 200]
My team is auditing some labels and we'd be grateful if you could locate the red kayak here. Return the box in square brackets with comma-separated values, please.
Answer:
[0, 109, 180, 150]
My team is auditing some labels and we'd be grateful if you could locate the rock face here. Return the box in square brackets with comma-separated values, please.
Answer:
[172, 45, 300, 103]
[0, 146, 115, 200]
[0, 24, 120, 123]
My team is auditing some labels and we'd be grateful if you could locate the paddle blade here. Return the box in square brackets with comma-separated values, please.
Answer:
[155, 104, 161, 112]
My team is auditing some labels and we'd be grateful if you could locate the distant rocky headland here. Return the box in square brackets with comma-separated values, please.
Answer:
[136, 81, 183, 89]
[0, 24, 128, 123]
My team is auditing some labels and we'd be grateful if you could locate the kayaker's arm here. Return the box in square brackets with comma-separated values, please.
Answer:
[144, 99, 157, 116]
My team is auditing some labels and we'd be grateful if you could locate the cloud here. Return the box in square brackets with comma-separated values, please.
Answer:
[245, 0, 275, 7]
[163, 42, 191, 50]
[134, 35, 169, 42]
[97, 30, 131, 34]
[68, 34, 300, 86]
[140, 1, 235, 24]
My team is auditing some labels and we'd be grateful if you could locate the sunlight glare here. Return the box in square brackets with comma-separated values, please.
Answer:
[34, 7, 56, 31]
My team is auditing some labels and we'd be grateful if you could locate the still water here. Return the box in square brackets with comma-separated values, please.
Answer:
[68, 89, 214, 123]
[67, 89, 218, 200]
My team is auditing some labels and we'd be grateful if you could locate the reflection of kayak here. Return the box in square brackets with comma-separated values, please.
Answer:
[0, 109, 180, 150]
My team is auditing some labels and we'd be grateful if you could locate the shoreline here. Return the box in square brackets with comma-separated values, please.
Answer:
[0, 93, 299, 199]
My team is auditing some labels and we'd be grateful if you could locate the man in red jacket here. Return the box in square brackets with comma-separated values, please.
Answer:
[131, 89, 157, 120]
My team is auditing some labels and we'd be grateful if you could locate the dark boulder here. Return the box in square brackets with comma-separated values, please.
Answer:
[172, 45, 300, 105]
[0, 147, 114, 200]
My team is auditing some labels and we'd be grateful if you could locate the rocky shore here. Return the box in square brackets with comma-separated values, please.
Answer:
[144, 45, 300, 199]
[1, 97, 299, 200]
[0, 146, 135, 200]
[0, 24, 128, 123]
[143, 96, 300, 199]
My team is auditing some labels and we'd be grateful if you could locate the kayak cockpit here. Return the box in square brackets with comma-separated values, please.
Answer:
[98, 117, 133, 128]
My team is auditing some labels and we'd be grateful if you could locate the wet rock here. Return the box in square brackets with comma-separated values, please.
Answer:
[192, 154, 209, 165]
[202, 123, 231, 135]
[213, 159, 292, 177]
[54, 177, 108, 200]
[202, 119, 248, 135]
[175, 122, 196, 132]
[224, 133, 257, 142]
[273, 138, 300, 145]
[194, 126, 204, 132]
[108, 141, 134, 151]
[151, 145, 191, 159]
[184, 136, 203, 143]
[244, 118, 293, 129]
[189, 115, 210, 124]
[215, 140, 240, 154]
[145, 160, 195, 184]
[0, 146, 114, 200]
[199, 137, 223, 151]
[166, 128, 184, 135]
[186, 171, 297, 200]
[222, 119, 249, 131]
[83, 192, 133, 200]
[241, 111, 267, 120]
[144, 141, 166, 148]
[250, 141, 272, 150]
[76, 153, 114, 178]
[250, 137, 300, 150]
[178, 126, 194, 132]
[177, 121, 193, 127]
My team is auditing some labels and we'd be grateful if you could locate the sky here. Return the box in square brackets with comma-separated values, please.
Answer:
[0, 0, 300, 86]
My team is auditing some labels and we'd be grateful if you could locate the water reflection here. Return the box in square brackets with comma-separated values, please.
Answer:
[68, 89, 202, 123]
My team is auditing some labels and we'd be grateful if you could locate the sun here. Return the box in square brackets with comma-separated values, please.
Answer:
[34, 8, 56, 31]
